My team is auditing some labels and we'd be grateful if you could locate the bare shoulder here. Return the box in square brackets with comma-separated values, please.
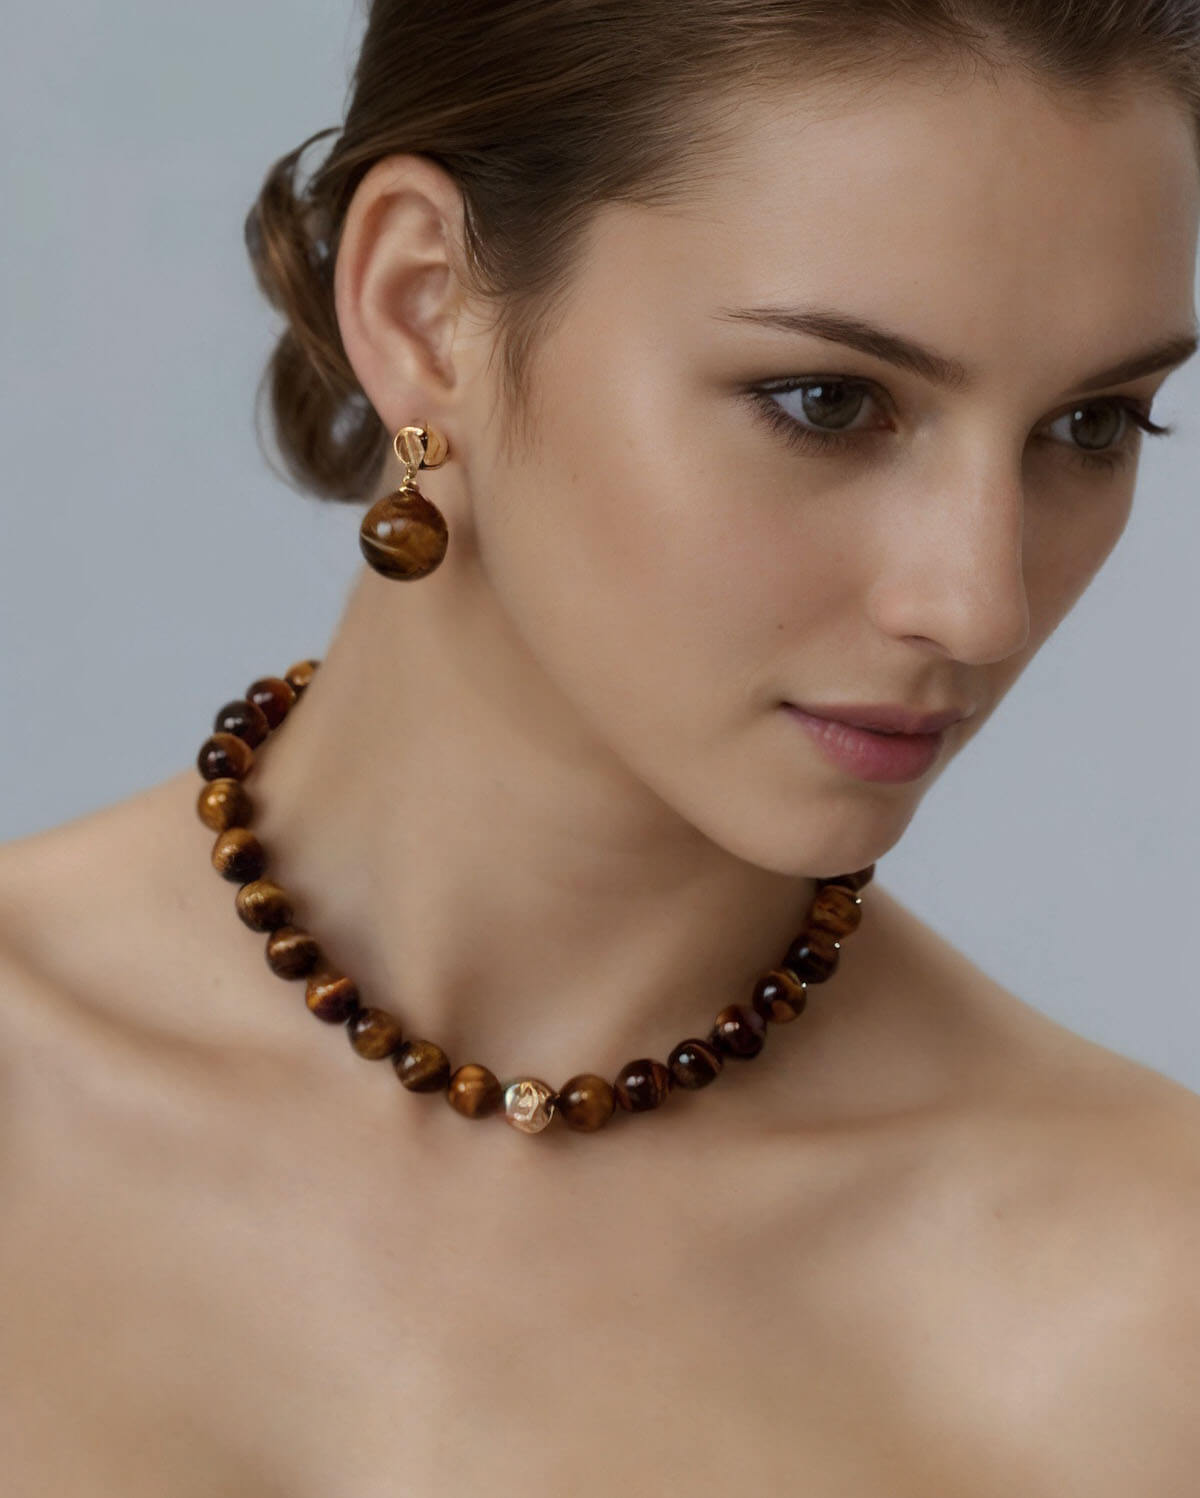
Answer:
[871, 887, 1200, 1487]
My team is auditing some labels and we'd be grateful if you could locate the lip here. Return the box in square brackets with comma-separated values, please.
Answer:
[781, 701, 963, 784]
[790, 702, 971, 735]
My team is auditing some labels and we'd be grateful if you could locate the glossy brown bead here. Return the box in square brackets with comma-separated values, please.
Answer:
[359, 490, 449, 580]
[784, 929, 841, 983]
[447, 1063, 504, 1118]
[198, 731, 254, 782]
[614, 1057, 672, 1112]
[213, 698, 271, 749]
[265, 925, 320, 979]
[234, 878, 294, 932]
[196, 777, 252, 832]
[557, 1073, 616, 1131]
[709, 1003, 767, 1059]
[667, 1038, 724, 1090]
[306, 971, 361, 1025]
[808, 883, 863, 938]
[751, 969, 808, 1024]
[211, 827, 267, 884]
[245, 676, 296, 729]
[348, 1006, 405, 1059]
[394, 1039, 451, 1093]
[284, 659, 320, 694]
[840, 864, 875, 891]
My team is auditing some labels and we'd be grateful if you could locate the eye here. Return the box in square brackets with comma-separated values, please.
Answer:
[744, 376, 1174, 473]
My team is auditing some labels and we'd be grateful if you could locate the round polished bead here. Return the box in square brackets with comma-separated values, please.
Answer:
[234, 878, 294, 932]
[614, 1057, 672, 1112]
[284, 659, 320, 695]
[667, 1038, 724, 1090]
[359, 490, 449, 580]
[245, 676, 296, 729]
[306, 971, 360, 1024]
[751, 968, 809, 1024]
[808, 883, 863, 938]
[709, 1003, 767, 1059]
[213, 698, 271, 749]
[840, 864, 875, 891]
[198, 732, 254, 782]
[394, 1039, 451, 1093]
[211, 827, 267, 884]
[348, 1005, 405, 1059]
[783, 930, 840, 983]
[196, 777, 252, 833]
[265, 925, 320, 979]
[503, 1078, 558, 1134]
[447, 1063, 504, 1118]
[557, 1073, 616, 1131]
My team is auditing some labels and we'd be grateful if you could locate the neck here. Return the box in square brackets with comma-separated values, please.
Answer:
[249, 562, 847, 1102]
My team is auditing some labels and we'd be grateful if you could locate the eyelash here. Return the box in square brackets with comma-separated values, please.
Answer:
[745, 376, 1174, 474]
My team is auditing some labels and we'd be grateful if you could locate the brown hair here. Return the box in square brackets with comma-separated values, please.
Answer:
[244, 0, 1200, 503]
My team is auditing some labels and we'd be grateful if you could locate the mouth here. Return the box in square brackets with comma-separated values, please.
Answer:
[781, 702, 958, 784]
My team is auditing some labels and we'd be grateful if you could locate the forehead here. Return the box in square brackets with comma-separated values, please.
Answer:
[570, 68, 1200, 383]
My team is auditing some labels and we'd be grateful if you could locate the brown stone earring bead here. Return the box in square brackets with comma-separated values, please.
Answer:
[557, 1073, 616, 1130]
[245, 676, 296, 729]
[211, 827, 267, 884]
[265, 926, 321, 979]
[667, 1039, 724, 1090]
[235, 878, 294, 932]
[198, 732, 254, 782]
[348, 1006, 406, 1060]
[359, 491, 449, 580]
[394, 1039, 452, 1093]
[447, 1063, 504, 1118]
[615, 1058, 672, 1112]
[197, 778, 252, 832]
[194, 657, 877, 1137]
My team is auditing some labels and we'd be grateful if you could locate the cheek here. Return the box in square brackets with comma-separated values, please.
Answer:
[1024, 485, 1134, 643]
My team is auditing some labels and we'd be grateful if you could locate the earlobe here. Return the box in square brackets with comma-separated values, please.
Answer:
[332, 154, 468, 431]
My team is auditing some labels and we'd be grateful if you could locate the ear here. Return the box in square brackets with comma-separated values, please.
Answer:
[333, 154, 474, 438]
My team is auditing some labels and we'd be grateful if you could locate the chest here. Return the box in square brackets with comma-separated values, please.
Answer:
[0, 1039, 1069, 1498]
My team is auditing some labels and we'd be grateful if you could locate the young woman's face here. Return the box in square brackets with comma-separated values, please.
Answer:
[463, 67, 1199, 876]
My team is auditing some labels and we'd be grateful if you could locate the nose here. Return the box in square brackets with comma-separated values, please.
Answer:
[865, 461, 1031, 665]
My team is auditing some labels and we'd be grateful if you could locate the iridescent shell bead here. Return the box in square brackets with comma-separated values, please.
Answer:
[503, 1078, 558, 1133]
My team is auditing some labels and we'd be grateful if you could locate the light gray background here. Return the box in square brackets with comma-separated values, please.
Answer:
[2, 2, 1196, 1092]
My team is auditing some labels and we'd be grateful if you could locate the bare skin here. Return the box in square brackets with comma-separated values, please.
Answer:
[2, 62, 1200, 1497]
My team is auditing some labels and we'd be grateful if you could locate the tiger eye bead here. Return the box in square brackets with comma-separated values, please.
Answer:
[284, 659, 320, 694]
[394, 1039, 451, 1093]
[245, 676, 296, 729]
[211, 827, 267, 884]
[614, 1058, 672, 1113]
[197, 732, 254, 782]
[447, 1063, 504, 1118]
[234, 878, 293, 932]
[359, 491, 449, 580]
[265, 925, 320, 979]
[348, 1006, 405, 1059]
[751, 969, 809, 1024]
[306, 971, 360, 1025]
[808, 883, 863, 938]
[784, 930, 841, 983]
[557, 1073, 616, 1131]
[709, 1003, 767, 1059]
[213, 698, 271, 749]
[667, 1038, 724, 1090]
[196, 777, 252, 832]
[503, 1078, 558, 1134]
[840, 864, 875, 891]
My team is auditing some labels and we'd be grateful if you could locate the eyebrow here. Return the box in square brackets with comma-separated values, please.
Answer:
[715, 303, 1199, 396]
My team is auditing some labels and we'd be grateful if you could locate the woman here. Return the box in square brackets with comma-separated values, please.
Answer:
[1, 0, 1198, 1491]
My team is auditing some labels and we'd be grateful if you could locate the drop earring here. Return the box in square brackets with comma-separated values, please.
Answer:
[358, 422, 450, 580]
